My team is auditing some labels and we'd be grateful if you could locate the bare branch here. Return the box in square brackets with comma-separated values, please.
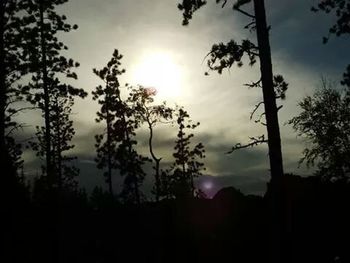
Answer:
[219, 0, 228, 8]
[7, 106, 39, 118]
[254, 111, 266, 125]
[244, 21, 256, 29]
[234, 7, 255, 19]
[6, 123, 29, 137]
[226, 135, 267, 154]
[244, 78, 262, 88]
[158, 120, 174, 125]
[250, 101, 264, 120]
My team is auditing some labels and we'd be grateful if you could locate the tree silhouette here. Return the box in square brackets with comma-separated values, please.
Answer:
[289, 79, 350, 182]
[177, 0, 286, 181]
[51, 95, 79, 190]
[0, 0, 32, 192]
[164, 107, 205, 199]
[29, 93, 80, 190]
[128, 86, 173, 202]
[93, 50, 147, 203]
[23, 0, 86, 187]
[177, 1, 287, 262]
[93, 49, 126, 196]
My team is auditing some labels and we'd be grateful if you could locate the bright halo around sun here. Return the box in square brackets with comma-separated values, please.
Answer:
[131, 52, 183, 101]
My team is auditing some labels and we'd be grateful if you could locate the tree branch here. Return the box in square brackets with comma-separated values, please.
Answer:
[244, 21, 256, 30]
[226, 135, 267, 154]
[234, 7, 255, 19]
[250, 101, 264, 120]
[244, 78, 262, 88]
[6, 123, 29, 137]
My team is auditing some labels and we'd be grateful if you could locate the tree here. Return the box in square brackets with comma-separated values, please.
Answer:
[178, 0, 286, 179]
[29, 93, 80, 190]
[93, 49, 125, 196]
[128, 86, 173, 201]
[0, 0, 32, 190]
[177, 1, 287, 261]
[164, 107, 205, 199]
[289, 80, 350, 181]
[0, 2, 35, 260]
[23, 0, 86, 187]
[51, 95, 79, 190]
[311, 0, 350, 87]
[93, 50, 147, 203]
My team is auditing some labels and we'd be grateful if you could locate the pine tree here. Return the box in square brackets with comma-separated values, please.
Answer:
[23, 0, 86, 187]
[165, 107, 205, 199]
[93, 50, 146, 203]
[177, 1, 287, 262]
[0, 0, 31, 187]
[93, 49, 125, 196]
[51, 95, 79, 190]
[29, 92, 80, 190]
[178, 0, 286, 182]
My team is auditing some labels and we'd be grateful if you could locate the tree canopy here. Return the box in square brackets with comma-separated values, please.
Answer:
[289, 80, 350, 181]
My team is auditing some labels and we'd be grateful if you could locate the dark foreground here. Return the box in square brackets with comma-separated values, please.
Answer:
[5, 175, 350, 263]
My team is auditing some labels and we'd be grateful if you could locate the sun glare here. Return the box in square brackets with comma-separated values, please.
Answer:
[131, 52, 183, 101]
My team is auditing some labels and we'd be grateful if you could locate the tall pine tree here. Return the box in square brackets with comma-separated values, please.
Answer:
[177, 1, 287, 262]
[23, 0, 86, 187]
[165, 107, 205, 199]
[0, 0, 30, 188]
[93, 50, 146, 203]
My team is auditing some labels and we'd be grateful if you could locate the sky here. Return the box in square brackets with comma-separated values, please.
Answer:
[21, 0, 349, 198]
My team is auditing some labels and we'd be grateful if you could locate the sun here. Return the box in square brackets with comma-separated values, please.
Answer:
[131, 52, 183, 101]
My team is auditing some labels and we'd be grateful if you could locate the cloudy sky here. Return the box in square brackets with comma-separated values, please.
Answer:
[22, 0, 349, 198]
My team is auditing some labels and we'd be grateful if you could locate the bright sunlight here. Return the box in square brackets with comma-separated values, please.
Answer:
[131, 52, 183, 101]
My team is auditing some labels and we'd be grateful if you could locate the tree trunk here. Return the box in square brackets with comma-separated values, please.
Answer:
[55, 98, 62, 190]
[148, 120, 161, 202]
[0, 2, 6, 163]
[106, 101, 113, 196]
[39, 0, 53, 184]
[253, 1, 286, 263]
